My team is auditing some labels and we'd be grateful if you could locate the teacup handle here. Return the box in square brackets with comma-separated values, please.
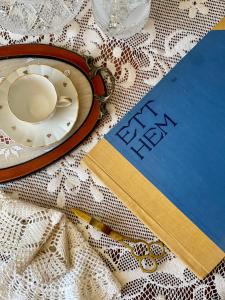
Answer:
[56, 96, 72, 108]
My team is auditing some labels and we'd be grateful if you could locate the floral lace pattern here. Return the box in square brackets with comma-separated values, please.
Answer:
[0, 0, 225, 299]
[0, 192, 120, 300]
[179, 0, 209, 19]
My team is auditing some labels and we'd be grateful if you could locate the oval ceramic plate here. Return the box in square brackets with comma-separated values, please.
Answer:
[0, 64, 79, 147]
[0, 44, 109, 183]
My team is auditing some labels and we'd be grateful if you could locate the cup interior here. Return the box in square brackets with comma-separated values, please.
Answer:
[8, 74, 57, 123]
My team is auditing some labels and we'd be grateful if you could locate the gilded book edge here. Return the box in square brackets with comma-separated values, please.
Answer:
[83, 139, 225, 279]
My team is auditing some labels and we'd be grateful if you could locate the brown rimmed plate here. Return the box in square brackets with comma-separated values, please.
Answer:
[0, 44, 113, 183]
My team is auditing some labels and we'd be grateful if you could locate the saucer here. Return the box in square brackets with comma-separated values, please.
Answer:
[0, 65, 79, 148]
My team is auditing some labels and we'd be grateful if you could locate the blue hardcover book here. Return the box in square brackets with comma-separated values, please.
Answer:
[83, 18, 225, 278]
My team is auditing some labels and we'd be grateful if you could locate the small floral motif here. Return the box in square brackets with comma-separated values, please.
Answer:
[80, 11, 157, 89]
[0, 145, 22, 159]
[82, 27, 138, 88]
[164, 30, 199, 58]
[214, 274, 225, 299]
[57, 21, 81, 48]
[64, 70, 71, 77]
[179, 0, 209, 18]
[89, 182, 105, 203]
[88, 225, 103, 240]
[46, 155, 86, 208]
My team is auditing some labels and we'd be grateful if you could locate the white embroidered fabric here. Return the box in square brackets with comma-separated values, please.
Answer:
[0, 0, 225, 299]
[0, 191, 120, 300]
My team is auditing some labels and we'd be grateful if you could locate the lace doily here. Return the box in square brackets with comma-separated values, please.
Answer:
[0, 191, 120, 300]
[0, 0, 225, 299]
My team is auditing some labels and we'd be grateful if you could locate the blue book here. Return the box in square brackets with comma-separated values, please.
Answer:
[83, 18, 225, 278]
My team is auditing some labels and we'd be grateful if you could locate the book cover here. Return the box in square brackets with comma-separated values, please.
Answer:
[83, 18, 225, 278]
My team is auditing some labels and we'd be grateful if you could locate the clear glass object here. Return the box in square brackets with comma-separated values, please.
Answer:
[92, 0, 151, 39]
[0, 0, 83, 35]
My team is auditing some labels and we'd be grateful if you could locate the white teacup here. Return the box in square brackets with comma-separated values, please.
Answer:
[8, 74, 72, 124]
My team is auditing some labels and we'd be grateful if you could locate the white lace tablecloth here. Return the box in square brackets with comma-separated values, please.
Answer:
[0, 0, 225, 299]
